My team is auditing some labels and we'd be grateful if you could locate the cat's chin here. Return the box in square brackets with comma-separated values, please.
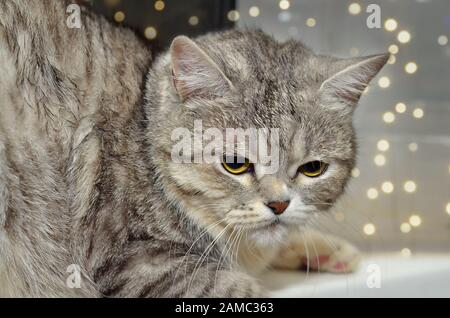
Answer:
[246, 221, 290, 247]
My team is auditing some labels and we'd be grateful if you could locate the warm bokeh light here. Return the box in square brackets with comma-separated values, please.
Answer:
[408, 143, 418, 152]
[227, 10, 240, 22]
[413, 108, 424, 119]
[409, 215, 422, 227]
[400, 223, 412, 233]
[398, 30, 411, 43]
[395, 102, 406, 113]
[438, 35, 448, 46]
[378, 76, 391, 88]
[249, 6, 260, 17]
[306, 18, 316, 27]
[446, 203, 450, 215]
[363, 223, 376, 235]
[384, 18, 398, 32]
[114, 11, 125, 23]
[404, 181, 417, 193]
[401, 248, 412, 257]
[279, 0, 290, 10]
[351, 168, 360, 178]
[387, 55, 396, 65]
[188, 15, 199, 26]
[348, 3, 361, 15]
[388, 44, 399, 54]
[405, 62, 418, 74]
[374, 154, 386, 167]
[154, 0, 165, 11]
[367, 188, 379, 199]
[381, 181, 394, 194]
[144, 26, 157, 39]
[377, 139, 390, 152]
[383, 112, 395, 124]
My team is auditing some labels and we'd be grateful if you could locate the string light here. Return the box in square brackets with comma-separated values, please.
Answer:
[377, 139, 390, 152]
[384, 18, 398, 32]
[378, 76, 391, 88]
[363, 223, 376, 235]
[408, 142, 418, 152]
[395, 102, 407, 113]
[144, 26, 157, 40]
[404, 180, 417, 193]
[409, 215, 422, 227]
[227, 10, 240, 22]
[388, 44, 399, 54]
[381, 181, 394, 194]
[188, 16, 199, 26]
[405, 62, 418, 74]
[114, 11, 125, 23]
[398, 30, 411, 43]
[348, 3, 361, 15]
[351, 168, 360, 178]
[413, 108, 424, 119]
[446, 203, 450, 215]
[154, 0, 165, 11]
[401, 248, 411, 257]
[400, 223, 412, 233]
[249, 6, 260, 17]
[383, 112, 395, 124]
[306, 18, 316, 27]
[279, 0, 290, 10]
[367, 188, 379, 199]
[374, 154, 386, 166]
[438, 35, 448, 46]
[387, 55, 396, 65]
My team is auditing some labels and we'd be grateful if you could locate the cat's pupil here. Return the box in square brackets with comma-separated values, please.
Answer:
[304, 161, 322, 172]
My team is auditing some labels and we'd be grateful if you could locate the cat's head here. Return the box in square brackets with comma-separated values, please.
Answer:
[146, 30, 388, 246]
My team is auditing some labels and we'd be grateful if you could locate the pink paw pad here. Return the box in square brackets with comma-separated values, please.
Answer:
[300, 255, 331, 271]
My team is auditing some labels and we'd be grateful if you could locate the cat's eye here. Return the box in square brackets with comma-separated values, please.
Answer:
[298, 161, 328, 178]
[222, 156, 252, 175]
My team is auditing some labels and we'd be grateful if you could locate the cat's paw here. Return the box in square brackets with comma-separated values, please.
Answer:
[272, 232, 361, 274]
[298, 239, 361, 273]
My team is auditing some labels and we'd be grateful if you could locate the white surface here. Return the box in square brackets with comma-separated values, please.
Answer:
[261, 253, 450, 298]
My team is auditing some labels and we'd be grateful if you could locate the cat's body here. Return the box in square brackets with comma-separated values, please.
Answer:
[0, 0, 387, 297]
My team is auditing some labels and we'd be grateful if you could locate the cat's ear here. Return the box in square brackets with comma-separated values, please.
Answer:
[319, 53, 389, 106]
[170, 36, 233, 101]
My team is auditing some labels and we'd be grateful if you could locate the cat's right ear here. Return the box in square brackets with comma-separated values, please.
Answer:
[319, 53, 390, 108]
[170, 36, 233, 102]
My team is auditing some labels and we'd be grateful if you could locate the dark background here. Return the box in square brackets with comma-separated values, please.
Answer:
[86, 0, 235, 52]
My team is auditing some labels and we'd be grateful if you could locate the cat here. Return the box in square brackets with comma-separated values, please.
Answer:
[0, 0, 388, 297]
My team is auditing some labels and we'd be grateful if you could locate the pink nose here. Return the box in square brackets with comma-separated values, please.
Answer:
[267, 201, 290, 215]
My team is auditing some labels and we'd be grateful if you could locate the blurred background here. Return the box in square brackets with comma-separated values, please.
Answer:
[86, 0, 450, 255]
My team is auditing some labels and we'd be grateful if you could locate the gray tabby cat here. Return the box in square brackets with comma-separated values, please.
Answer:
[0, 0, 388, 297]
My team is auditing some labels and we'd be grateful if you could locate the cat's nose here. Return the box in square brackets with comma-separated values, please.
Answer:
[267, 201, 290, 215]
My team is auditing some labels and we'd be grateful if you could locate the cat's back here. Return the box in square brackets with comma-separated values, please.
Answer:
[0, 0, 151, 297]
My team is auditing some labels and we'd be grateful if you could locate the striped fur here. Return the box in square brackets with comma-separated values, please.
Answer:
[0, 1, 387, 297]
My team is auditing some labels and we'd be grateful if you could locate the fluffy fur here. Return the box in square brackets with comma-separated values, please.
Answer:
[0, 0, 388, 297]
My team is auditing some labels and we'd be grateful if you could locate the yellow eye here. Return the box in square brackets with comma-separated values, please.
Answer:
[222, 156, 252, 175]
[298, 161, 328, 178]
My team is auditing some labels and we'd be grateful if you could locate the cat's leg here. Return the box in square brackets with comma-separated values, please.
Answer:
[93, 248, 265, 298]
[271, 231, 361, 273]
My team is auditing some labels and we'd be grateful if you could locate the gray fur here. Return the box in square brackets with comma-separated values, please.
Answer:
[0, 0, 388, 297]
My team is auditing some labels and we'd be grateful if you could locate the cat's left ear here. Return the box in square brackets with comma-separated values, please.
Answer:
[319, 53, 389, 107]
[170, 36, 233, 102]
